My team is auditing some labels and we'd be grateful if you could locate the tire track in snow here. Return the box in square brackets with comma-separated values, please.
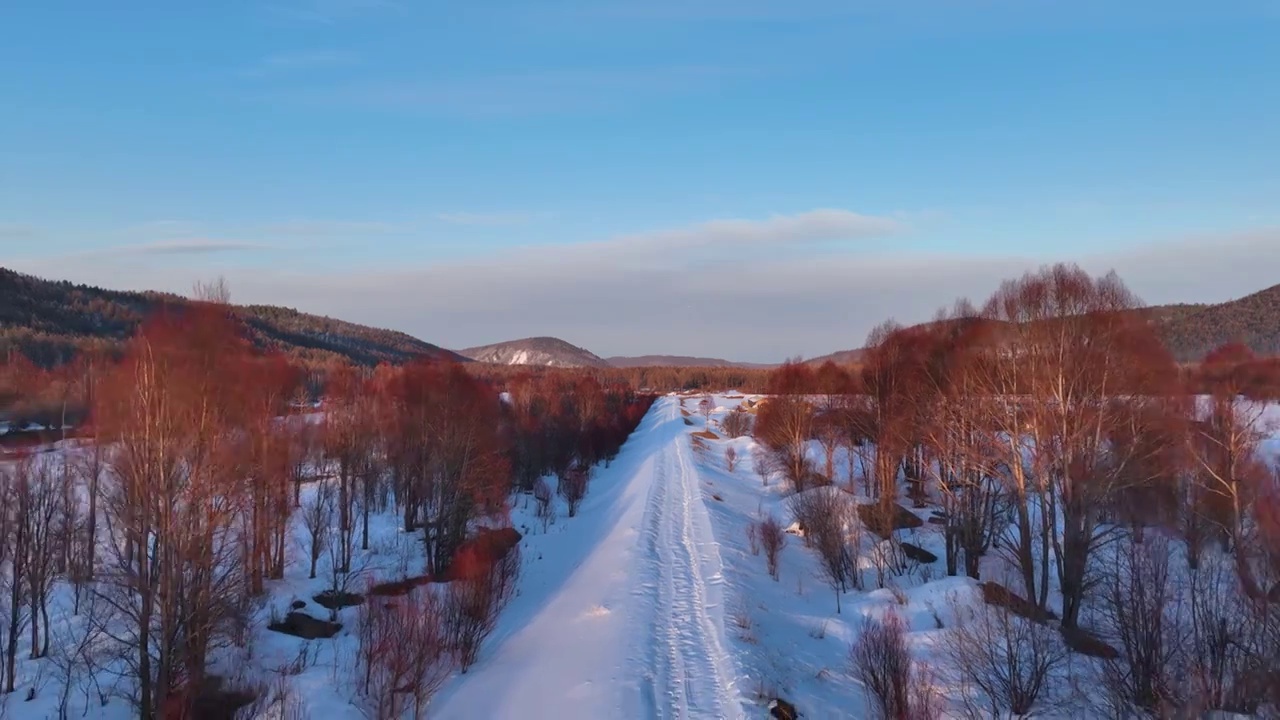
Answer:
[637, 401, 744, 719]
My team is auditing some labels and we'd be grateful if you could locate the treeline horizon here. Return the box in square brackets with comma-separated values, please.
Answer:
[4, 264, 1279, 434]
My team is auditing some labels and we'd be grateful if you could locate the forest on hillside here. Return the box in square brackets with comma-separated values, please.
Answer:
[0, 269, 457, 369]
[4, 266, 1280, 375]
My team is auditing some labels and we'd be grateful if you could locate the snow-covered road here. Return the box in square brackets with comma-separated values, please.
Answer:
[433, 397, 745, 719]
[637, 404, 742, 719]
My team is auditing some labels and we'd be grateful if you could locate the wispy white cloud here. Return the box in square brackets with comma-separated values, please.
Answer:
[245, 227, 1280, 361]
[0, 224, 39, 240]
[292, 227, 1280, 361]
[607, 209, 900, 253]
[120, 220, 205, 238]
[75, 239, 272, 257]
[259, 220, 397, 235]
[11, 218, 1276, 363]
[119, 219, 398, 239]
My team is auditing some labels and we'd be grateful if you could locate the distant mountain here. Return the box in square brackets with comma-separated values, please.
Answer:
[1158, 284, 1280, 361]
[0, 267, 463, 367]
[459, 336, 610, 368]
[803, 348, 866, 367]
[803, 286, 1280, 366]
[606, 355, 774, 369]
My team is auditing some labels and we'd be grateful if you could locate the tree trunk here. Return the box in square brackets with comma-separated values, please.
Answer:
[361, 481, 371, 551]
[5, 589, 19, 692]
[86, 466, 99, 580]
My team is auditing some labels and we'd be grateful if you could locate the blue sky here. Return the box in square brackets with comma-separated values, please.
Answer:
[3, 1, 1279, 361]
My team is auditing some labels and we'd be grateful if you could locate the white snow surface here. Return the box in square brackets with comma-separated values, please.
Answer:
[433, 397, 746, 719]
[435, 394, 989, 719]
[5, 394, 1280, 719]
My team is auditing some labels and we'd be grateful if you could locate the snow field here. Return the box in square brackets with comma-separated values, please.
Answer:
[688, 397, 983, 719]
[4, 393, 1278, 719]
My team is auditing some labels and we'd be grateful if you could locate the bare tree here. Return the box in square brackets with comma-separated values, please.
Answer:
[849, 612, 939, 720]
[756, 364, 817, 492]
[63, 452, 93, 615]
[48, 592, 103, 720]
[753, 448, 771, 487]
[191, 275, 231, 304]
[868, 536, 909, 590]
[725, 446, 738, 473]
[322, 507, 370, 622]
[722, 407, 753, 439]
[912, 307, 1008, 580]
[814, 410, 844, 483]
[758, 515, 786, 581]
[384, 362, 510, 578]
[22, 456, 61, 659]
[840, 432, 861, 494]
[1184, 557, 1279, 715]
[1185, 350, 1271, 582]
[92, 310, 257, 717]
[445, 543, 520, 673]
[74, 438, 106, 582]
[945, 596, 1068, 716]
[935, 464, 1006, 581]
[289, 422, 320, 508]
[0, 459, 29, 693]
[244, 399, 298, 592]
[242, 679, 309, 720]
[1097, 533, 1188, 717]
[559, 466, 589, 519]
[698, 395, 714, 425]
[860, 319, 923, 513]
[773, 444, 816, 493]
[354, 588, 452, 720]
[325, 386, 378, 570]
[533, 478, 555, 532]
[978, 265, 1174, 630]
[300, 480, 335, 580]
[790, 489, 860, 612]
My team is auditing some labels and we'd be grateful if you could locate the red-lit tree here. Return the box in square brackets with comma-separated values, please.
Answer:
[93, 305, 258, 717]
[386, 362, 510, 577]
[755, 363, 817, 492]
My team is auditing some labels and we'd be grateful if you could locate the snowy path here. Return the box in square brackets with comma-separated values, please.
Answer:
[432, 397, 744, 720]
[638, 406, 742, 719]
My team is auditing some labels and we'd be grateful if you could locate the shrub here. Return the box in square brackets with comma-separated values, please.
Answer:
[354, 588, 451, 719]
[533, 478, 555, 530]
[753, 449, 772, 487]
[945, 598, 1068, 716]
[445, 541, 520, 672]
[790, 489, 860, 612]
[722, 408, 754, 438]
[559, 466, 589, 518]
[849, 612, 939, 720]
[759, 515, 787, 581]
